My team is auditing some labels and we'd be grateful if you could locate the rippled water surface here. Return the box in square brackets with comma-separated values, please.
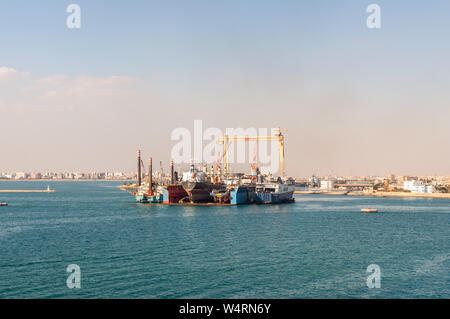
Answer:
[0, 181, 449, 298]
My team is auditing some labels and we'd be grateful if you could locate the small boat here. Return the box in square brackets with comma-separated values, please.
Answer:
[134, 187, 163, 203]
[361, 208, 378, 213]
[0, 202, 8, 206]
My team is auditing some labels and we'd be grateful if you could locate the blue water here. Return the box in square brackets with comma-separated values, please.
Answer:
[0, 181, 449, 298]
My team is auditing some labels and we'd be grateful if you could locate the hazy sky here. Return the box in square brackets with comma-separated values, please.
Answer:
[1, 0, 449, 177]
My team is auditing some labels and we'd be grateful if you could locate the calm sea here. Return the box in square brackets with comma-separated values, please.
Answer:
[0, 181, 449, 298]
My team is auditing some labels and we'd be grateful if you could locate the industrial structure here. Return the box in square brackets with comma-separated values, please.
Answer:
[125, 127, 295, 205]
[217, 127, 286, 177]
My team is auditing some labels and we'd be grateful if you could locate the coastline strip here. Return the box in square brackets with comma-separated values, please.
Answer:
[294, 190, 450, 199]
[0, 190, 56, 193]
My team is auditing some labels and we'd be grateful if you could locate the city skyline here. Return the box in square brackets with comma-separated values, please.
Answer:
[1, 1, 450, 176]
[2, 169, 450, 181]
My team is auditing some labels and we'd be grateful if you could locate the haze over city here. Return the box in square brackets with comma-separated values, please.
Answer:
[1, 0, 449, 176]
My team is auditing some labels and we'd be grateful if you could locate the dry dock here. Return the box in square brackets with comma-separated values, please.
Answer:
[164, 202, 234, 206]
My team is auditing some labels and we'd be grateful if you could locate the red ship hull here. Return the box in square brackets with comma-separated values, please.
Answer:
[163, 185, 188, 204]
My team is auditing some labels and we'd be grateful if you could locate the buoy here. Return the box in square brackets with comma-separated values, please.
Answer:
[361, 208, 378, 213]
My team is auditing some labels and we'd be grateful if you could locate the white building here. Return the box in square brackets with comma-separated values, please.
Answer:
[403, 180, 434, 193]
[15, 172, 27, 179]
[320, 180, 335, 190]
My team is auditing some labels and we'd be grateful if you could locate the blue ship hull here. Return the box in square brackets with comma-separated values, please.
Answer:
[256, 190, 294, 204]
[228, 185, 295, 205]
[136, 194, 163, 203]
[229, 185, 258, 205]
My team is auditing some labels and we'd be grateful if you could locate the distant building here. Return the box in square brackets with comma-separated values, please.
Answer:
[16, 172, 27, 179]
[404, 180, 434, 193]
[65, 172, 74, 179]
[30, 172, 42, 179]
[309, 174, 320, 187]
[320, 180, 335, 189]
[388, 174, 396, 183]
[74, 172, 85, 179]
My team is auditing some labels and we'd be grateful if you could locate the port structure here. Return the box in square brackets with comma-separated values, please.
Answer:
[217, 127, 286, 177]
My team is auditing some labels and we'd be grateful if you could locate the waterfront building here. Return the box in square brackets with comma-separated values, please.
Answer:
[15, 172, 27, 179]
[30, 172, 42, 179]
[320, 180, 335, 189]
[404, 180, 435, 193]
[388, 174, 396, 183]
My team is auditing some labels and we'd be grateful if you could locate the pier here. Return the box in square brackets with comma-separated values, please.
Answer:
[0, 189, 55, 193]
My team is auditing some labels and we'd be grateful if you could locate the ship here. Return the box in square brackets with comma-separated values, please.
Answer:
[229, 185, 259, 205]
[163, 184, 189, 204]
[223, 172, 295, 205]
[255, 182, 295, 204]
[134, 184, 163, 203]
[210, 182, 294, 205]
[180, 163, 226, 202]
[211, 184, 258, 205]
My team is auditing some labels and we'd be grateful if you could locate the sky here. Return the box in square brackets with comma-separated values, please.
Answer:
[1, 0, 450, 177]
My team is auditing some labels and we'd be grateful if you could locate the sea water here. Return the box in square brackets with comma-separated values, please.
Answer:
[0, 181, 449, 298]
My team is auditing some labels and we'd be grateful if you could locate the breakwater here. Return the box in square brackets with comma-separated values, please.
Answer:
[0, 190, 55, 193]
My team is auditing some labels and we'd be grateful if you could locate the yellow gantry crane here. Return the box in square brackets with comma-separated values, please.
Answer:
[217, 127, 287, 177]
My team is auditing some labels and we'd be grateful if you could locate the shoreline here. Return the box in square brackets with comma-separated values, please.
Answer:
[295, 190, 450, 199]
[0, 179, 131, 182]
[0, 190, 56, 193]
[348, 191, 450, 199]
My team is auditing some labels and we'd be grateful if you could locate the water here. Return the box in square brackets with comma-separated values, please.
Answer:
[0, 181, 449, 298]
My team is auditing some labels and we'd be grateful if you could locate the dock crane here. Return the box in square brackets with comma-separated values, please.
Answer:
[217, 127, 287, 177]
[250, 143, 259, 183]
